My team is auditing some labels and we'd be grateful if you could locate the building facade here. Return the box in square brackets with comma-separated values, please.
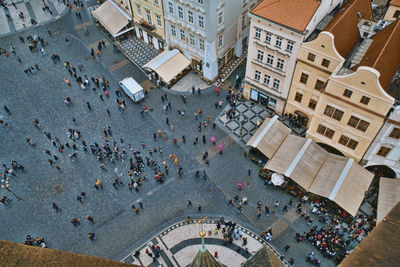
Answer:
[128, 0, 166, 50]
[162, 0, 259, 81]
[284, 0, 400, 162]
[363, 106, 400, 178]
[243, 0, 342, 114]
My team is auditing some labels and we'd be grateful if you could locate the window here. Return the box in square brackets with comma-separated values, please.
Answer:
[389, 128, 400, 139]
[357, 120, 370, 132]
[313, 80, 324, 90]
[170, 25, 176, 36]
[300, 73, 309, 84]
[332, 109, 344, 121]
[275, 36, 282, 48]
[394, 10, 400, 19]
[307, 53, 315, 62]
[265, 32, 271, 43]
[347, 116, 370, 132]
[179, 28, 185, 41]
[168, 2, 173, 14]
[178, 6, 183, 19]
[199, 39, 204, 50]
[273, 79, 280, 90]
[154, 0, 159, 5]
[188, 10, 194, 23]
[198, 0, 203, 4]
[360, 96, 370, 105]
[189, 34, 195, 46]
[269, 98, 277, 108]
[136, 4, 142, 15]
[324, 105, 344, 121]
[343, 89, 353, 98]
[321, 58, 330, 68]
[242, 0, 247, 6]
[198, 15, 204, 28]
[338, 135, 359, 150]
[255, 28, 261, 39]
[377, 146, 391, 157]
[308, 99, 317, 110]
[218, 11, 223, 25]
[267, 54, 274, 65]
[254, 70, 261, 81]
[146, 9, 152, 25]
[241, 15, 246, 29]
[295, 92, 303, 103]
[263, 74, 270, 86]
[316, 124, 335, 139]
[277, 59, 284, 70]
[156, 15, 161, 27]
[324, 105, 335, 117]
[218, 35, 223, 48]
[286, 41, 294, 52]
[257, 50, 264, 61]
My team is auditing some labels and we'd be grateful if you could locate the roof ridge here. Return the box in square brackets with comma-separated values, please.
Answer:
[252, 0, 282, 13]
[327, 0, 362, 30]
[372, 20, 400, 69]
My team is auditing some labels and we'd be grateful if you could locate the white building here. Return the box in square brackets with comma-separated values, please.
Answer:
[162, 0, 259, 81]
[363, 106, 400, 178]
[243, 0, 342, 114]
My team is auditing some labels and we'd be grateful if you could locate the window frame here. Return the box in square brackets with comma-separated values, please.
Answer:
[389, 128, 400, 139]
[188, 10, 194, 23]
[266, 54, 274, 66]
[300, 72, 309, 84]
[275, 36, 282, 48]
[343, 89, 353, 98]
[218, 34, 223, 48]
[307, 53, 315, 62]
[146, 9, 152, 25]
[376, 146, 392, 157]
[189, 34, 195, 46]
[136, 4, 142, 15]
[272, 78, 280, 90]
[286, 41, 294, 52]
[321, 58, 330, 68]
[308, 99, 317, 110]
[170, 25, 176, 36]
[263, 74, 270, 86]
[198, 15, 204, 28]
[168, 2, 173, 14]
[360, 96, 370, 105]
[265, 32, 271, 43]
[277, 58, 284, 70]
[177, 6, 184, 19]
[254, 70, 261, 81]
[199, 39, 204, 50]
[314, 79, 324, 90]
[256, 50, 264, 61]
[179, 28, 185, 41]
[218, 11, 223, 25]
[294, 92, 303, 103]
[255, 28, 261, 39]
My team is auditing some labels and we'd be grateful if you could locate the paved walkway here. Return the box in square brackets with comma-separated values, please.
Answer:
[0, 0, 67, 37]
[121, 218, 288, 267]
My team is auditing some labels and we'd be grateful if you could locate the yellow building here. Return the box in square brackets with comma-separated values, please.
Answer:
[383, 0, 400, 21]
[285, 0, 399, 162]
[128, 0, 166, 50]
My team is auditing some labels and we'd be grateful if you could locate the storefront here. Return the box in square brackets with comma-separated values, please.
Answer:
[250, 88, 277, 110]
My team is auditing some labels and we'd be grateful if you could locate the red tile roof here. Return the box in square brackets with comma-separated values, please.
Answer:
[356, 19, 400, 93]
[390, 0, 400, 7]
[324, 0, 373, 58]
[250, 0, 321, 33]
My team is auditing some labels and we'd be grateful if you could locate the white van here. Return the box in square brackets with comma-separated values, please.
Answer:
[119, 77, 145, 103]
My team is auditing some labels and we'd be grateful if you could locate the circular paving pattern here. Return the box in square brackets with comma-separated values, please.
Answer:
[121, 217, 287, 267]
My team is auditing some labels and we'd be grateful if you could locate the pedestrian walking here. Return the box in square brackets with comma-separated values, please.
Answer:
[77, 195, 83, 203]
[248, 168, 252, 176]
[284, 244, 290, 251]
[88, 232, 96, 241]
[86, 215, 94, 222]
[138, 201, 143, 209]
[166, 118, 169, 125]
[198, 204, 201, 212]
[282, 205, 288, 212]
[275, 200, 280, 208]
[52, 202, 60, 212]
[3, 105, 11, 115]
[202, 135, 206, 144]
[187, 199, 192, 206]
[17, 57, 22, 64]
[86, 101, 92, 111]
[265, 205, 270, 215]
[107, 109, 111, 116]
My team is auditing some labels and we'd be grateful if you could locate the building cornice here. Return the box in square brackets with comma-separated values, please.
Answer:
[297, 58, 332, 75]
[248, 12, 305, 35]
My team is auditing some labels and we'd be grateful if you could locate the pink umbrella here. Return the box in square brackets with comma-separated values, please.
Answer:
[210, 136, 216, 144]
[237, 182, 244, 190]
[217, 143, 225, 154]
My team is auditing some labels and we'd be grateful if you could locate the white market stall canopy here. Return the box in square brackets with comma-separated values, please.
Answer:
[249, 117, 374, 217]
[92, 0, 132, 37]
[142, 49, 191, 84]
[377, 178, 400, 224]
[246, 115, 291, 159]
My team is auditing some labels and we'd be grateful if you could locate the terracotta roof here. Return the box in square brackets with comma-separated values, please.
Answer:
[338, 201, 400, 267]
[324, 0, 373, 58]
[355, 19, 400, 92]
[250, 0, 321, 33]
[240, 245, 285, 267]
[0, 240, 141, 267]
[390, 0, 400, 7]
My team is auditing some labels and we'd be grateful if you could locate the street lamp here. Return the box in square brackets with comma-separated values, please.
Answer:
[1, 183, 22, 201]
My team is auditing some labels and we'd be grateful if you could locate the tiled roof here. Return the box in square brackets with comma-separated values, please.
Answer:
[324, 0, 373, 58]
[241, 245, 285, 267]
[250, 0, 321, 33]
[355, 20, 400, 93]
[0, 240, 141, 267]
[189, 249, 222, 267]
[390, 0, 400, 7]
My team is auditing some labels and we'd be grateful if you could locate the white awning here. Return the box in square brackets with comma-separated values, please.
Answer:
[246, 115, 291, 159]
[92, 0, 132, 37]
[377, 178, 400, 224]
[143, 49, 191, 84]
